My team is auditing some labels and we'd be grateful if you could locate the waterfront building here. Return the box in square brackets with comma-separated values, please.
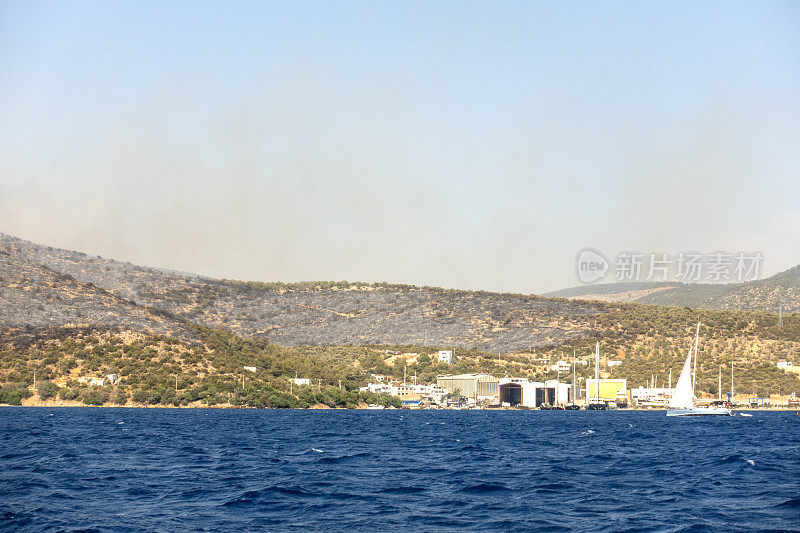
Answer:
[499, 377, 529, 385]
[437, 374, 498, 400]
[585, 378, 627, 404]
[499, 382, 523, 405]
[360, 382, 448, 404]
[544, 379, 571, 405]
[630, 386, 671, 407]
[361, 382, 394, 395]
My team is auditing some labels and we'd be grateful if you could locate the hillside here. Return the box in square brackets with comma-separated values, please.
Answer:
[0, 233, 603, 354]
[0, 245, 198, 342]
[545, 267, 800, 312]
[1, 232, 800, 408]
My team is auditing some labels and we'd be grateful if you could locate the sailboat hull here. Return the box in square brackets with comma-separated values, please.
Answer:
[666, 407, 732, 417]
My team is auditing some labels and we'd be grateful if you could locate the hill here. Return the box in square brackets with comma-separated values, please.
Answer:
[545, 267, 800, 312]
[0, 233, 603, 354]
[1, 232, 799, 407]
[0, 244, 198, 342]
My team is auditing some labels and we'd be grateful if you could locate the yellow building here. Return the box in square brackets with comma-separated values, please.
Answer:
[586, 379, 627, 403]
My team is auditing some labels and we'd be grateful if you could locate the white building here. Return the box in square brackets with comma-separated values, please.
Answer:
[438, 350, 454, 365]
[777, 361, 793, 370]
[630, 386, 671, 406]
[292, 377, 311, 386]
[607, 360, 622, 368]
[243, 366, 257, 373]
[499, 377, 529, 385]
[361, 382, 393, 395]
[78, 377, 105, 387]
[359, 382, 448, 404]
[516, 380, 572, 407]
[551, 361, 571, 373]
[545, 379, 571, 405]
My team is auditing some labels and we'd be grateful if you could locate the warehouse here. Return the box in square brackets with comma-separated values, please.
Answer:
[519, 381, 572, 407]
[437, 374, 499, 400]
[585, 378, 627, 404]
[499, 382, 522, 405]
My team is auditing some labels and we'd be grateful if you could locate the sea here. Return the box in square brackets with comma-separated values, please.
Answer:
[1, 408, 799, 532]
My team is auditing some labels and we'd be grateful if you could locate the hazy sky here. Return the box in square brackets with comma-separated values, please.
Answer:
[1, 1, 799, 293]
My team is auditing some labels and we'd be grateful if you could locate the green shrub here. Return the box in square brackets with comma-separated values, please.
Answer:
[131, 389, 148, 404]
[59, 387, 79, 400]
[82, 390, 109, 406]
[114, 390, 128, 405]
[3, 382, 33, 400]
[0, 387, 22, 405]
[38, 381, 59, 401]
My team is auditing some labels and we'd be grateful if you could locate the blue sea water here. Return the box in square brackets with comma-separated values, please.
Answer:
[1, 408, 799, 532]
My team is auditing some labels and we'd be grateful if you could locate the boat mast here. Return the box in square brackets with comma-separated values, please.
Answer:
[691, 322, 700, 397]
[572, 348, 576, 404]
[594, 341, 600, 403]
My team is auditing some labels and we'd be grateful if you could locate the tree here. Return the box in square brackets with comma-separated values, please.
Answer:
[114, 389, 128, 405]
[59, 387, 79, 401]
[37, 381, 59, 401]
[131, 389, 148, 404]
[0, 386, 22, 405]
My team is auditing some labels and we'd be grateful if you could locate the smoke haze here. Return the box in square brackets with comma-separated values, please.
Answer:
[1, 2, 799, 293]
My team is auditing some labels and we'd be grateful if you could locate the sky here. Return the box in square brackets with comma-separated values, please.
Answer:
[1, 1, 799, 293]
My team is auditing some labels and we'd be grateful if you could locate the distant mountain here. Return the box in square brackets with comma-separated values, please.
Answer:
[544, 267, 800, 312]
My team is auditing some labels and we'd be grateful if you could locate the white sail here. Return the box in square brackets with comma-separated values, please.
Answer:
[669, 347, 694, 409]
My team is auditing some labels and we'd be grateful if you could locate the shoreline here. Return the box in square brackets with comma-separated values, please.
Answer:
[4, 400, 799, 412]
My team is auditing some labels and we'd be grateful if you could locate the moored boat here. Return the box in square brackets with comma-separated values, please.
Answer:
[666, 322, 731, 417]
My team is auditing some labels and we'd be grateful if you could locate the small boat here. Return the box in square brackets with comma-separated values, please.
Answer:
[740, 413, 753, 417]
[666, 322, 731, 417]
[565, 404, 581, 410]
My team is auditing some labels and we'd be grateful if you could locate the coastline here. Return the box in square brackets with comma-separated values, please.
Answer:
[5, 399, 798, 412]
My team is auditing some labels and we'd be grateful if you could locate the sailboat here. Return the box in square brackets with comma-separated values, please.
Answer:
[666, 322, 731, 417]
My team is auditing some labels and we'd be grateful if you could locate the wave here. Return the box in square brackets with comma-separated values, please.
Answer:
[777, 497, 800, 509]
[379, 486, 426, 495]
[461, 482, 510, 494]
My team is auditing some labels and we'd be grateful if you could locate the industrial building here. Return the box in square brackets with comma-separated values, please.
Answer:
[586, 378, 627, 404]
[498, 379, 572, 407]
[437, 374, 498, 400]
[499, 382, 523, 405]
